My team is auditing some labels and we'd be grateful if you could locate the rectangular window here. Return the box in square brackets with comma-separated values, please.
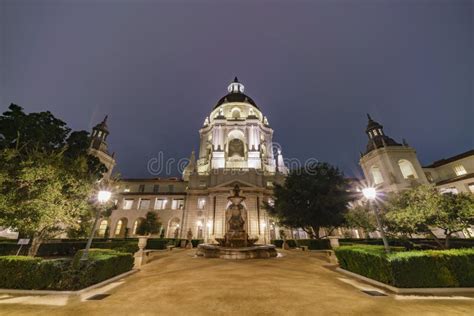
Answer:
[153, 185, 160, 193]
[197, 197, 206, 210]
[453, 165, 467, 176]
[468, 183, 474, 194]
[139, 199, 150, 210]
[154, 198, 168, 210]
[123, 187, 130, 193]
[138, 184, 145, 193]
[440, 187, 458, 194]
[168, 185, 174, 193]
[123, 199, 134, 210]
[171, 199, 184, 210]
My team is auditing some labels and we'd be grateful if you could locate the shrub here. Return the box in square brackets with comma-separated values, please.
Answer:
[0, 240, 139, 257]
[65, 249, 134, 290]
[0, 256, 70, 290]
[271, 239, 330, 249]
[297, 239, 331, 250]
[146, 239, 175, 250]
[0, 249, 134, 290]
[271, 239, 297, 248]
[335, 245, 474, 288]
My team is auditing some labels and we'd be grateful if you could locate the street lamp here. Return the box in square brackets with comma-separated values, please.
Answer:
[362, 187, 390, 253]
[81, 190, 111, 261]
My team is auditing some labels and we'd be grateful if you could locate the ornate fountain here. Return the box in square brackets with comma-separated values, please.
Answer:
[196, 184, 277, 259]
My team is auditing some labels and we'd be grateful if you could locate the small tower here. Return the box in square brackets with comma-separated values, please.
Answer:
[359, 114, 427, 192]
[90, 115, 109, 152]
[89, 115, 116, 179]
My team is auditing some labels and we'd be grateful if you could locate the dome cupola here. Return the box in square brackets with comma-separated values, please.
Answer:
[365, 114, 402, 154]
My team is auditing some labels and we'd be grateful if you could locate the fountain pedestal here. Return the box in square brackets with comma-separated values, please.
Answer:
[196, 184, 278, 259]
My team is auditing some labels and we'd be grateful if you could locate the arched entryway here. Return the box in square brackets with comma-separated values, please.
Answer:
[167, 218, 180, 238]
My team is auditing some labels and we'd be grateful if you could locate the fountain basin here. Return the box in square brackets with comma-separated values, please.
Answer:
[196, 243, 278, 259]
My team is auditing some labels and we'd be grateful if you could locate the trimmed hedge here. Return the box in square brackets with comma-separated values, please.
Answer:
[339, 238, 474, 250]
[296, 239, 331, 250]
[271, 239, 331, 250]
[335, 245, 474, 288]
[0, 249, 134, 290]
[0, 256, 70, 290]
[0, 240, 139, 256]
[66, 249, 134, 290]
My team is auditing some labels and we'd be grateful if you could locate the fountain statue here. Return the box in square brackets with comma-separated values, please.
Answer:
[196, 184, 277, 259]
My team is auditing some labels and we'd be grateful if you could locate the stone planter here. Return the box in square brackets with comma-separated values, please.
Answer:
[134, 236, 149, 268]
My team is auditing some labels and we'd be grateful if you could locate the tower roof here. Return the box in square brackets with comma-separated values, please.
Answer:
[214, 77, 260, 110]
[94, 115, 109, 133]
[364, 114, 401, 154]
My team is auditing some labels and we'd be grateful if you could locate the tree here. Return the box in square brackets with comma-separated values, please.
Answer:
[0, 104, 107, 256]
[385, 185, 474, 249]
[136, 212, 162, 236]
[265, 162, 353, 239]
[344, 205, 378, 236]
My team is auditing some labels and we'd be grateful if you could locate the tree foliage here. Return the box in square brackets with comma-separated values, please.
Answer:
[136, 212, 162, 236]
[0, 104, 107, 255]
[344, 205, 378, 234]
[385, 185, 474, 249]
[265, 162, 353, 239]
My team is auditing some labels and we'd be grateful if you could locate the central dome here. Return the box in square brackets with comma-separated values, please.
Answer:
[213, 77, 260, 110]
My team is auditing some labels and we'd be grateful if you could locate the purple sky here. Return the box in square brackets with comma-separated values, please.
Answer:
[1, 0, 473, 178]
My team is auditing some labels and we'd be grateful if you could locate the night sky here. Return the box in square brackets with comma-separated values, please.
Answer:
[1, 0, 473, 179]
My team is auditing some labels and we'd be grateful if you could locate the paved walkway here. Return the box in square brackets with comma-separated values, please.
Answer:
[0, 249, 473, 315]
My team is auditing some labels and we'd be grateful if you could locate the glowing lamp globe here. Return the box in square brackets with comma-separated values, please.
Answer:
[362, 187, 377, 200]
[97, 190, 111, 203]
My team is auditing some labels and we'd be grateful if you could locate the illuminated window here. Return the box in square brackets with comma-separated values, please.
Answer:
[440, 187, 458, 194]
[154, 198, 168, 210]
[98, 220, 108, 237]
[373, 129, 378, 136]
[453, 165, 467, 176]
[468, 183, 474, 193]
[132, 218, 143, 235]
[123, 187, 130, 193]
[197, 197, 206, 210]
[371, 165, 384, 185]
[398, 159, 418, 179]
[115, 220, 123, 235]
[139, 199, 150, 210]
[123, 199, 134, 210]
[171, 199, 184, 210]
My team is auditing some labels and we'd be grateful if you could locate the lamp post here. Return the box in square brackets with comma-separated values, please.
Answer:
[81, 190, 111, 261]
[362, 187, 390, 254]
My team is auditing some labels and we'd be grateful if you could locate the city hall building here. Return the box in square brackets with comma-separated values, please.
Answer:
[90, 78, 289, 242]
[85, 78, 474, 242]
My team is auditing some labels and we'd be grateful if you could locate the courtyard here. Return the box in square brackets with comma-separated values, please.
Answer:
[0, 249, 472, 316]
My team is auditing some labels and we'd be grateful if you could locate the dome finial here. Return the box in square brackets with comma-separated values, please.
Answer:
[234, 76, 239, 83]
[367, 113, 373, 121]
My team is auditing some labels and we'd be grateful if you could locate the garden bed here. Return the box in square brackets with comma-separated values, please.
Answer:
[335, 245, 474, 288]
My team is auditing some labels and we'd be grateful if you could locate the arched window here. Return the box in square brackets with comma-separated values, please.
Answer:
[231, 108, 241, 119]
[398, 159, 418, 179]
[115, 220, 123, 236]
[98, 220, 108, 237]
[132, 218, 145, 235]
[371, 165, 384, 185]
[167, 218, 181, 238]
